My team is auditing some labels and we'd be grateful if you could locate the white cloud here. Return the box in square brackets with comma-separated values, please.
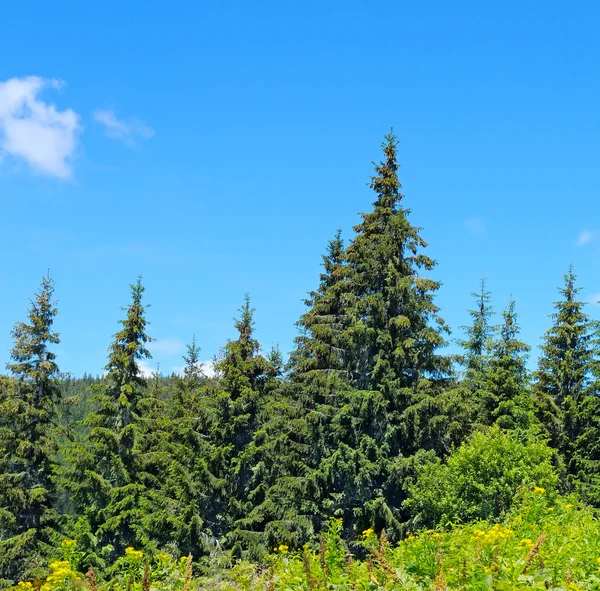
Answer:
[172, 360, 217, 379]
[94, 109, 154, 146]
[0, 76, 81, 178]
[139, 360, 159, 378]
[585, 292, 600, 306]
[464, 217, 486, 236]
[576, 230, 594, 246]
[148, 337, 185, 356]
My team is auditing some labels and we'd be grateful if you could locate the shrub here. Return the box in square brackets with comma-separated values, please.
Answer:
[404, 426, 559, 528]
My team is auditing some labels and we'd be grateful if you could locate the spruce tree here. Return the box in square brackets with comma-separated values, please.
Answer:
[317, 132, 451, 540]
[0, 274, 61, 584]
[343, 130, 451, 403]
[237, 232, 353, 557]
[212, 296, 281, 555]
[457, 278, 494, 392]
[290, 229, 349, 383]
[534, 265, 594, 453]
[138, 339, 223, 560]
[182, 335, 205, 385]
[483, 299, 532, 430]
[61, 277, 152, 564]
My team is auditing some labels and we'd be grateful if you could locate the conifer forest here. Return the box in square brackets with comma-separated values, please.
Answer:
[4, 133, 600, 590]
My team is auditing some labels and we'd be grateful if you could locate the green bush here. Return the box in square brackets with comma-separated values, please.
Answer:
[404, 426, 559, 528]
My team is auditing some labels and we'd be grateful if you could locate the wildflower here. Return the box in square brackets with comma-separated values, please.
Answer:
[547, 507, 554, 512]
[17, 584, 33, 590]
[49, 560, 70, 570]
[61, 539, 77, 549]
[361, 528, 375, 538]
[125, 546, 144, 560]
[565, 503, 574, 509]
[278, 544, 289, 554]
[470, 524, 513, 545]
[519, 538, 534, 547]
[533, 486, 546, 494]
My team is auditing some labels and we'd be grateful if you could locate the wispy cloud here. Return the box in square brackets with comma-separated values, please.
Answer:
[576, 230, 595, 246]
[172, 360, 217, 379]
[0, 76, 81, 178]
[464, 217, 486, 236]
[585, 292, 600, 306]
[94, 109, 154, 146]
[148, 337, 186, 356]
[138, 360, 159, 378]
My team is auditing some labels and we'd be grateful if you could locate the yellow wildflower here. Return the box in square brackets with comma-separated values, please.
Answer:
[49, 560, 70, 570]
[361, 528, 375, 538]
[470, 524, 513, 545]
[278, 544, 289, 554]
[533, 486, 546, 494]
[565, 503, 574, 509]
[61, 539, 77, 549]
[125, 546, 144, 560]
[547, 507, 554, 512]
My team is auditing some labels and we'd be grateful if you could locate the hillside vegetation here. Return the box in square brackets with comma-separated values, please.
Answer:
[1, 132, 600, 589]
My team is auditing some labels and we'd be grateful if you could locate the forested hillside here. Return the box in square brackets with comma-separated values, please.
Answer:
[1, 133, 600, 589]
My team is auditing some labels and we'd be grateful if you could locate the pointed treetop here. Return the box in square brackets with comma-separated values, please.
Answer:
[458, 276, 494, 379]
[105, 275, 152, 385]
[369, 129, 402, 212]
[183, 334, 205, 382]
[8, 272, 60, 383]
[235, 293, 257, 357]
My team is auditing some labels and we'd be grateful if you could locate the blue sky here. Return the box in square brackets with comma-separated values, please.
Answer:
[1, 1, 600, 377]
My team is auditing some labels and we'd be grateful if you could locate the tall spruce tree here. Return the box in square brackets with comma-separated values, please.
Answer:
[61, 277, 152, 564]
[315, 132, 452, 540]
[136, 338, 224, 560]
[236, 232, 353, 557]
[483, 299, 532, 430]
[343, 131, 451, 403]
[212, 296, 281, 555]
[457, 278, 494, 390]
[0, 274, 61, 584]
[291, 229, 349, 383]
[534, 265, 594, 455]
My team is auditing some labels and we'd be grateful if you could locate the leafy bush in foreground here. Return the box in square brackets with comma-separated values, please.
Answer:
[404, 427, 560, 529]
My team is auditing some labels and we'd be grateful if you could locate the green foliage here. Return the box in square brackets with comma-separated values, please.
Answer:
[6, 132, 600, 582]
[534, 265, 596, 448]
[343, 131, 451, 398]
[59, 277, 153, 564]
[212, 295, 283, 556]
[0, 274, 61, 585]
[457, 277, 495, 389]
[405, 427, 559, 529]
[21, 489, 600, 590]
[483, 299, 533, 431]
